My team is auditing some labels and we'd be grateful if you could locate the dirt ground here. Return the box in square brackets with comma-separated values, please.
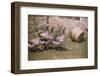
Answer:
[28, 37, 88, 60]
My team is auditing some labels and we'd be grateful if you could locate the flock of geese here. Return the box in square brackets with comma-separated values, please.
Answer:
[28, 24, 66, 51]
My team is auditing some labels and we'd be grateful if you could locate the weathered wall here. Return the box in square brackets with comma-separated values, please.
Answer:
[28, 15, 88, 40]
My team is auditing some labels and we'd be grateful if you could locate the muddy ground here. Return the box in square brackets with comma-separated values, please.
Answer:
[28, 38, 88, 60]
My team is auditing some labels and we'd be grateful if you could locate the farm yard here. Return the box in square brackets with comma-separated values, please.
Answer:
[28, 15, 88, 60]
[28, 38, 88, 60]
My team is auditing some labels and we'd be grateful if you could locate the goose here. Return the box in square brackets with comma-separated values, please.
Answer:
[39, 25, 53, 40]
[51, 27, 66, 49]
[28, 37, 41, 48]
[39, 25, 55, 49]
[55, 27, 66, 42]
[28, 37, 45, 51]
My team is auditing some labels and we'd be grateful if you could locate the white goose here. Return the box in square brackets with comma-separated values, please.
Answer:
[28, 37, 42, 48]
[39, 25, 54, 40]
[52, 27, 66, 46]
